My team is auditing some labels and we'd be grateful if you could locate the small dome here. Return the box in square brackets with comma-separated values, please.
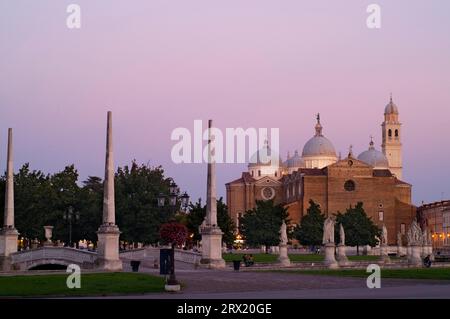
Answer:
[357, 138, 389, 169]
[385, 95, 398, 114]
[302, 114, 336, 158]
[285, 150, 305, 168]
[248, 140, 281, 167]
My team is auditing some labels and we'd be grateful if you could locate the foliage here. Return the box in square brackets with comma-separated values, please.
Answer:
[239, 200, 289, 251]
[0, 161, 181, 247]
[159, 222, 188, 246]
[294, 200, 325, 248]
[334, 202, 381, 254]
[186, 197, 235, 246]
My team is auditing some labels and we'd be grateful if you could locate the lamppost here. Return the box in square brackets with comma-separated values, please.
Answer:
[157, 181, 190, 289]
[157, 181, 190, 214]
[63, 206, 79, 248]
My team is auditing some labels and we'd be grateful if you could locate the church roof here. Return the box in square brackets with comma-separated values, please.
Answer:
[226, 172, 255, 185]
[302, 114, 337, 158]
[373, 169, 392, 177]
[357, 138, 389, 169]
[385, 94, 399, 114]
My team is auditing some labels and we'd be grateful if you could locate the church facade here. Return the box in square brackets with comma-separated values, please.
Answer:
[226, 97, 416, 245]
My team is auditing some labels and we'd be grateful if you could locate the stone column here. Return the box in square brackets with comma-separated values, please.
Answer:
[0, 128, 19, 271]
[324, 243, 339, 269]
[337, 244, 349, 266]
[199, 120, 225, 269]
[96, 112, 122, 271]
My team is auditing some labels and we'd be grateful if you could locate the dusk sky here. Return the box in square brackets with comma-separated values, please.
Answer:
[1, 1, 450, 206]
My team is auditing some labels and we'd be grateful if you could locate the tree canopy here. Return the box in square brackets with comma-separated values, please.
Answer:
[334, 202, 381, 255]
[239, 200, 289, 251]
[294, 199, 325, 249]
[0, 161, 183, 247]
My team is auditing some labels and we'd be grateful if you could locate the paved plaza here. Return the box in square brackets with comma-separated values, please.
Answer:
[109, 261, 450, 299]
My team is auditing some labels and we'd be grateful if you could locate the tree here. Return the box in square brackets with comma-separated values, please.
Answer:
[239, 200, 289, 252]
[115, 161, 176, 245]
[0, 164, 53, 243]
[185, 197, 235, 246]
[335, 202, 381, 255]
[294, 200, 325, 250]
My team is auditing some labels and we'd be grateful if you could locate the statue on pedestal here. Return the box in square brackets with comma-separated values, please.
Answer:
[381, 225, 388, 245]
[339, 224, 345, 246]
[323, 216, 335, 244]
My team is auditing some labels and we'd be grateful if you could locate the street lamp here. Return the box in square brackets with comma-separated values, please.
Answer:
[157, 181, 190, 213]
[63, 206, 79, 248]
[157, 182, 190, 288]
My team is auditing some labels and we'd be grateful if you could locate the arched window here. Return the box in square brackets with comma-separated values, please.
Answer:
[388, 129, 392, 138]
[251, 171, 254, 177]
[275, 171, 277, 177]
[344, 180, 356, 192]
[395, 129, 399, 137]
[258, 170, 261, 177]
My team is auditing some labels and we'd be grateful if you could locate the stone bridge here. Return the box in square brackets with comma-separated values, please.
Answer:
[10, 247, 98, 271]
[8, 246, 202, 271]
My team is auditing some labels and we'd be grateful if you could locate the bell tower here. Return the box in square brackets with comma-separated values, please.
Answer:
[381, 94, 403, 180]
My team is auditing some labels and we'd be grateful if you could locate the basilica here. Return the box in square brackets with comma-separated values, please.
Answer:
[226, 96, 416, 245]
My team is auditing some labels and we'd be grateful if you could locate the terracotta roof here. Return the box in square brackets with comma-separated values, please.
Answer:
[394, 178, 411, 186]
[226, 172, 255, 185]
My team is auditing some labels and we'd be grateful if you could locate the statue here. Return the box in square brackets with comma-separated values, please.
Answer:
[381, 224, 388, 245]
[323, 216, 335, 244]
[408, 219, 423, 246]
[339, 224, 345, 246]
[280, 221, 288, 245]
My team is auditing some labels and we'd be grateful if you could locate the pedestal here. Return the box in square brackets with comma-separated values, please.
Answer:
[0, 228, 19, 271]
[380, 244, 391, 263]
[96, 224, 122, 271]
[409, 245, 422, 267]
[406, 245, 412, 262]
[277, 244, 291, 266]
[199, 226, 225, 269]
[323, 243, 339, 269]
[165, 284, 181, 292]
[397, 245, 403, 257]
[336, 244, 349, 266]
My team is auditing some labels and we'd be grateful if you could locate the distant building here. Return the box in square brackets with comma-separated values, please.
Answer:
[418, 200, 450, 248]
[226, 96, 416, 245]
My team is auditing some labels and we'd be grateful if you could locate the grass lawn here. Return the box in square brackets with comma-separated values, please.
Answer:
[275, 268, 450, 280]
[0, 272, 165, 297]
[223, 253, 381, 263]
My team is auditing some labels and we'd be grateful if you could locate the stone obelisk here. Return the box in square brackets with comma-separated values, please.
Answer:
[0, 128, 19, 271]
[199, 120, 225, 269]
[96, 112, 122, 271]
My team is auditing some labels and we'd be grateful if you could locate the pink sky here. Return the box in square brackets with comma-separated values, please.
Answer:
[1, 0, 450, 205]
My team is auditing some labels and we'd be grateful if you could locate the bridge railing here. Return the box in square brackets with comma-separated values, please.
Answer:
[11, 247, 97, 265]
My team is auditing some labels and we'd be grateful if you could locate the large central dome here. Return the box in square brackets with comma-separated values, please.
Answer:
[302, 136, 337, 157]
[301, 114, 337, 169]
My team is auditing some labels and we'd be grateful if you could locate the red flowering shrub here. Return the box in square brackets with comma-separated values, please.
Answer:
[160, 222, 188, 246]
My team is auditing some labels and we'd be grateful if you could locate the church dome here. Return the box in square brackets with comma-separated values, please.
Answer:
[248, 140, 281, 168]
[357, 138, 389, 169]
[286, 150, 305, 168]
[302, 115, 337, 158]
[385, 95, 398, 114]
